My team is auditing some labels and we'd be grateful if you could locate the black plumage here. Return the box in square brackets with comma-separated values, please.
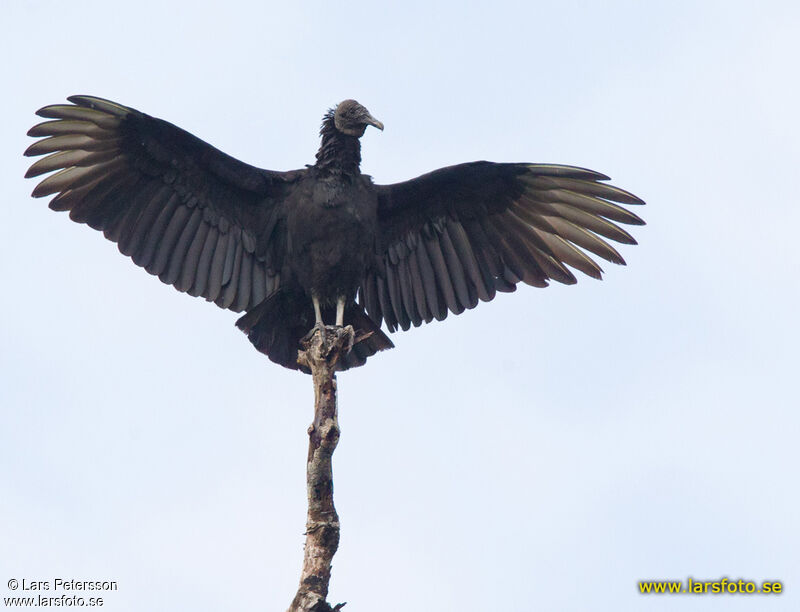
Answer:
[25, 96, 645, 371]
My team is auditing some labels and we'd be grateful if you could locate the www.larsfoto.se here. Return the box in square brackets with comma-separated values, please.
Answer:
[639, 577, 782, 594]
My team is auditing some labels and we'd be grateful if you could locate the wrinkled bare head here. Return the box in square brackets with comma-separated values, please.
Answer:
[333, 100, 384, 137]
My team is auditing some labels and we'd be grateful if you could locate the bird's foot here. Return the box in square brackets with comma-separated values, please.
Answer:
[301, 322, 327, 344]
[339, 324, 355, 354]
[323, 324, 355, 357]
[299, 324, 355, 371]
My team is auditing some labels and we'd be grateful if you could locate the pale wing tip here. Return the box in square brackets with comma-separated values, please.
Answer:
[525, 163, 646, 207]
[35, 104, 62, 118]
[588, 170, 611, 181]
[67, 94, 106, 108]
[34, 96, 130, 118]
[624, 210, 646, 226]
[589, 176, 646, 207]
[526, 164, 611, 181]
[30, 183, 48, 198]
[593, 181, 646, 206]
[31, 182, 52, 198]
[611, 187, 646, 206]
[67, 95, 130, 116]
[23, 141, 40, 157]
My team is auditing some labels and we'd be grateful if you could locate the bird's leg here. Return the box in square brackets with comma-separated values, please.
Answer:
[302, 296, 353, 351]
[334, 296, 355, 354]
[335, 296, 345, 327]
[302, 295, 327, 343]
[313, 295, 324, 327]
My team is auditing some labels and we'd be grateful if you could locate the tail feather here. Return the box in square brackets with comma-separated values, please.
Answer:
[339, 305, 395, 370]
[236, 289, 393, 372]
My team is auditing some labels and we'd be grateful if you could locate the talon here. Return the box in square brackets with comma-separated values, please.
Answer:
[341, 325, 355, 353]
[301, 322, 327, 344]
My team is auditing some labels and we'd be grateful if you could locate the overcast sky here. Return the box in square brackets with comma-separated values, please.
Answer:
[1, 1, 798, 611]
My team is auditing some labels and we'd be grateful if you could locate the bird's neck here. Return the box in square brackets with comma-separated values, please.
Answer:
[315, 115, 362, 175]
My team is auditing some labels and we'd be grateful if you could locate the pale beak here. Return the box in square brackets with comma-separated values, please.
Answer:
[365, 114, 384, 131]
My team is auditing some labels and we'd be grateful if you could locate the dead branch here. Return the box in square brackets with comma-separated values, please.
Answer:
[287, 326, 354, 612]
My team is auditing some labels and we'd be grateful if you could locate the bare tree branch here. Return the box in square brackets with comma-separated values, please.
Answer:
[287, 326, 354, 612]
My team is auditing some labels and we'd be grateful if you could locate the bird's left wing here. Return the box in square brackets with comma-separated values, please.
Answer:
[363, 161, 645, 331]
[25, 95, 300, 312]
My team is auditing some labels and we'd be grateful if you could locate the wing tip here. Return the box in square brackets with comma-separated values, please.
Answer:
[609, 188, 646, 207]
[30, 183, 51, 198]
[23, 141, 40, 158]
[525, 163, 611, 181]
[34, 105, 57, 118]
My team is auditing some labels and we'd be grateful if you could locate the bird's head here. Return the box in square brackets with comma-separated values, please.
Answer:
[334, 100, 384, 137]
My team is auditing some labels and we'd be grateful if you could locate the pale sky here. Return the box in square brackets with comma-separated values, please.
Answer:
[1, 1, 798, 611]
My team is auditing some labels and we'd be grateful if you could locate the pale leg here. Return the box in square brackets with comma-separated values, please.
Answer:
[313, 296, 324, 326]
[335, 296, 345, 326]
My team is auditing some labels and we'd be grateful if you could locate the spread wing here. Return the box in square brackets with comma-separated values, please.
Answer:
[25, 95, 300, 312]
[362, 161, 645, 331]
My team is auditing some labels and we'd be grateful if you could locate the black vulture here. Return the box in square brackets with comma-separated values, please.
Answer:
[25, 96, 644, 371]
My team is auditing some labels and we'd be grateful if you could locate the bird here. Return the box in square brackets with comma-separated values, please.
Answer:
[25, 96, 645, 372]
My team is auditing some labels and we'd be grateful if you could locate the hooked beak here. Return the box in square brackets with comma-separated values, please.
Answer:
[365, 113, 384, 131]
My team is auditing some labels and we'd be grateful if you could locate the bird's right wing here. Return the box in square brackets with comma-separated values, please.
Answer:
[25, 95, 301, 312]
